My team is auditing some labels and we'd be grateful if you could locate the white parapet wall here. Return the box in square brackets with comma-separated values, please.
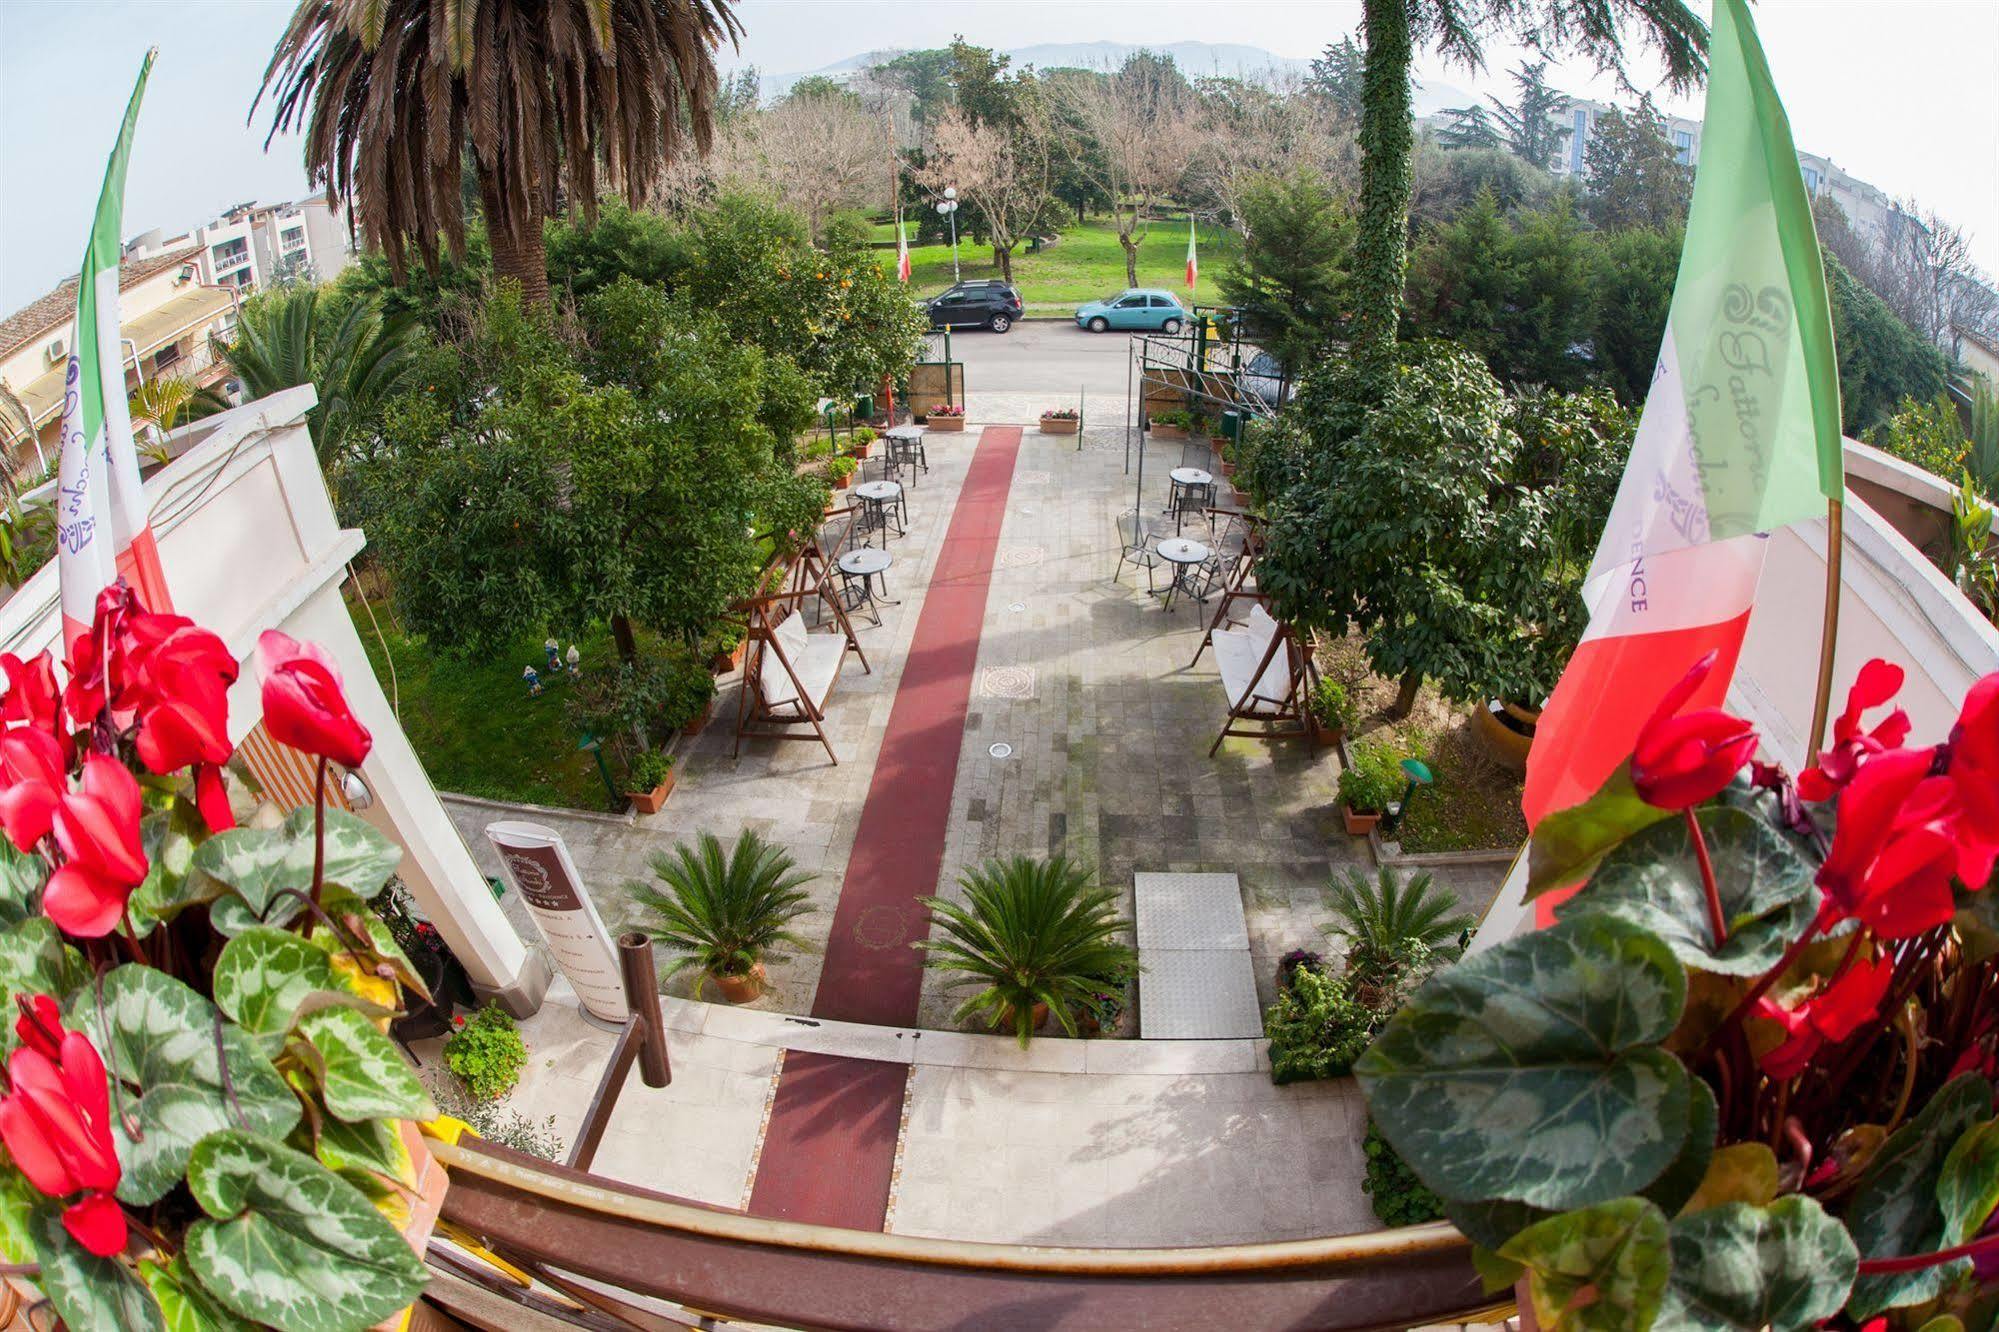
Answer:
[0, 387, 551, 1013]
[1476, 441, 1999, 947]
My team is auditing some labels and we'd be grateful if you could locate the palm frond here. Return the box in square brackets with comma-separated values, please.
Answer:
[626, 830, 816, 994]
[1323, 865, 1472, 991]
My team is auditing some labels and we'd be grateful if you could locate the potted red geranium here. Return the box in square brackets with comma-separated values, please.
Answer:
[0, 585, 439, 1331]
[1357, 652, 1999, 1331]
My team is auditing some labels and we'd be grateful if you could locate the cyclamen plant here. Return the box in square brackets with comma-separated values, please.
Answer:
[0, 583, 436, 1332]
[1358, 652, 1999, 1331]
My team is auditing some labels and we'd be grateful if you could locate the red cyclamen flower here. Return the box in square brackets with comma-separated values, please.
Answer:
[43, 756, 148, 938]
[1816, 747, 1964, 940]
[1629, 651, 1759, 810]
[1942, 673, 1999, 891]
[1752, 952, 1895, 1080]
[0, 1014, 127, 1257]
[1796, 659, 1911, 802]
[256, 630, 372, 770]
[0, 728, 66, 854]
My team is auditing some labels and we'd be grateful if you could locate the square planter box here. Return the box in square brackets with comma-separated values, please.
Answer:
[1150, 423, 1188, 439]
[928, 416, 966, 432]
[1039, 415, 1081, 434]
[831, 473, 853, 490]
[1342, 804, 1381, 836]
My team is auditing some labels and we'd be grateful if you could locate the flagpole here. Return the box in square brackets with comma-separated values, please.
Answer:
[1807, 498, 1844, 754]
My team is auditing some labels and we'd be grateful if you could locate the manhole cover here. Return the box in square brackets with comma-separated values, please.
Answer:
[997, 546, 1044, 568]
[989, 742, 1013, 759]
[981, 666, 1035, 699]
[1008, 602, 1025, 612]
[1017, 470, 1052, 485]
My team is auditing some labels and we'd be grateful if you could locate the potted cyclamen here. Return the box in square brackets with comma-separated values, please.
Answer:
[1039, 407, 1081, 435]
[1356, 654, 1999, 1332]
[629, 830, 817, 1004]
[0, 587, 437, 1332]
[927, 404, 966, 433]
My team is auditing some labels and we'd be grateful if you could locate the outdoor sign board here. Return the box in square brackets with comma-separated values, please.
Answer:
[484, 820, 630, 1024]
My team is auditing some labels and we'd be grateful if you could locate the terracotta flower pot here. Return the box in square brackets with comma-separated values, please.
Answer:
[832, 473, 852, 490]
[929, 415, 965, 432]
[1307, 716, 1344, 749]
[711, 961, 767, 1004]
[1151, 423, 1188, 439]
[998, 1001, 1049, 1033]
[1342, 804, 1382, 836]
[709, 642, 745, 676]
[1039, 415, 1080, 434]
[852, 440, 873, 458]
[682, 697, 714, 737]
[1218, 460, 1237, 478]
[1471, 697, 1536, 775]
[626, 771, 674, 815]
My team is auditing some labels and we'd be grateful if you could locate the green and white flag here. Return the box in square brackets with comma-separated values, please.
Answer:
[57, 49, 172, 647]
[1525, 0, 1844, 828]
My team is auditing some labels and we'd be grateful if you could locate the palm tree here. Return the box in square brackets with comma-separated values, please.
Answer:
[628, 831, 815, 1000]
[1350, 0, 1707, 370]
[217, 287, 419, 469]
[1322, 865, 1472, 1001]
[917, 856, 1139, 1048]
[256, 0, 741, 307]
[127, 375, 230, 461]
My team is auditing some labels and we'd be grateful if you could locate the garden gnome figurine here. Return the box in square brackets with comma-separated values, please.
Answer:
[522, 665, 542, 697]
[544, 638, 561, 673]
[565, 644, 581, 677]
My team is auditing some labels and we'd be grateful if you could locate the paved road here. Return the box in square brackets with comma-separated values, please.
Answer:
[943, 318, 1140, 397]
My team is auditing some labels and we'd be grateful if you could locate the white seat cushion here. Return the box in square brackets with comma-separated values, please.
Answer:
[1244, 603, 1281, 652]
[1213, 626, 1293, 711]
[760, 614, 813, 707]
[789, 639, 845, 711]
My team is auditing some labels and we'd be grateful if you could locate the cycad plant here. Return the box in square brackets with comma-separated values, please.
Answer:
[127, 374, 230, 460]
[1323, 865, 1472, 1001]
[628, 831, 816, 995]
[917, 856, 1139, 1048]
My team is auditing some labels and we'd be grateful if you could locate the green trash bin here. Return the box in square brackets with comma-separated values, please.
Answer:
[852, 393, 875, 422]
[1218, 409, 1244, 446]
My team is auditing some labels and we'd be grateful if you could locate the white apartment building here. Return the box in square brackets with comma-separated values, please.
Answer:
[126, 195, 356, 292]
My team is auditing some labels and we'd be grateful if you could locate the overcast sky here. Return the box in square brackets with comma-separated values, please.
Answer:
[2, 0, 1994, 313]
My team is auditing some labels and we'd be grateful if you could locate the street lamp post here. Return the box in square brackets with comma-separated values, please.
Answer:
[935, 188, 960, 283]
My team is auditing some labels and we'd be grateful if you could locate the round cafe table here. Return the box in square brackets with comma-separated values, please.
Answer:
[1168, 468, 1215, 533]
[852, 479, 905, 544]
[836, 546, 896, 625]
[1154, 537, 1210, 611]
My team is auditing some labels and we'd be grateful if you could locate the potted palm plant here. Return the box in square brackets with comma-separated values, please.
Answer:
[1321, 866, 1472, 1010]
[629, 831, 817, 1004]
[916, 855, 1139, 1047]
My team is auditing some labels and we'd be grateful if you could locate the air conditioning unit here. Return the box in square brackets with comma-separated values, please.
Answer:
[44, 337, 66, 366]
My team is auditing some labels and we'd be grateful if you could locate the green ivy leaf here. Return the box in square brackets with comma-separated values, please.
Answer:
[1526, 763, 1674, 900]
[1498, 1197, 1671, 1331]
[0, 915, 86, 1004]
[1641, 1076, 1716, 1218]
[193, 809, 402, 933]
[1356, 915, 1691, 1210]
[211, 928, 343, 1038]
[1656, 1197, 1857, 1331]
[1557, 808, 1818, 976]
[295, 1006, 434, 1123]
[0, 838, 46, 928]
[1938, 1118, 1999, 1246]
[1845, 1074, 1992, 1319]
[139, 1252, 258, 1332]
[63, 965, 301, 1205]
[29, 1200, 166, 1332]
[184, 1130, 429, 1332]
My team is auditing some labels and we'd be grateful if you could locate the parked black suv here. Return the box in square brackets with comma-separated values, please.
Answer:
[924, 280, 1023, 333]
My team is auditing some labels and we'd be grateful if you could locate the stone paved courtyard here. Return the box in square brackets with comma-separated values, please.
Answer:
[445, 396, 1509, 1026]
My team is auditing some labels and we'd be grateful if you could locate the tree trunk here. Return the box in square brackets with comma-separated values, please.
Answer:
[1390, 668, 1422, 719]
[1120, 231, 1140, 287]
[611, 612, 639, 666]
[1075, 197, 1084, 225]
[1352, 0, 1414, 373]
[996, 245, 1013, 283]
[478, 171, 550, 309]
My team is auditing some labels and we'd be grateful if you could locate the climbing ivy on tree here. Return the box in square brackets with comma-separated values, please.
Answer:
[1352, 0, 1416, 372]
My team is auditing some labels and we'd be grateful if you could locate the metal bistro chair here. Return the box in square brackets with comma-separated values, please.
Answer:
[1188, 519, 1248, 606]
[1114, 509, 1165, 592]
[1172, 478, 1216, 535]
[889, 431, 927, 484]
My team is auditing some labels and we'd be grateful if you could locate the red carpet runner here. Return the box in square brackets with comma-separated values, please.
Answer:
[746, 425, 1022, 1229]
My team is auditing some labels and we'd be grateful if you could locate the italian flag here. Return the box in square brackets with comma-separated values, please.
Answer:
[1523, 0, 1842, 842]
[896, 215, 911, 283]
[56, 50, 174, 649]
[1185, 215, 1198, 293]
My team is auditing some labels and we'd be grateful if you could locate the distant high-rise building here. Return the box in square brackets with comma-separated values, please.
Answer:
[125, 196, 357, 292]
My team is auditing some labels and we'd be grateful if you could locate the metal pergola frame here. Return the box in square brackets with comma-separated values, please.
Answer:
[1123, 310, 1284, 519]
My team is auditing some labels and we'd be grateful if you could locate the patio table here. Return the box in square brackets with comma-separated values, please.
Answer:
[853, 480, 905, 545]
[885, 425, 928, 482]
[1168, 468, 1215, 534]
[836, 547, 896, 625]
[1155, 537, 1210, 612]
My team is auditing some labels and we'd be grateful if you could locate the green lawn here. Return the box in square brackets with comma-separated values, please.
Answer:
[349, 600, 624, 812]
[875, 215, 1240, 312]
